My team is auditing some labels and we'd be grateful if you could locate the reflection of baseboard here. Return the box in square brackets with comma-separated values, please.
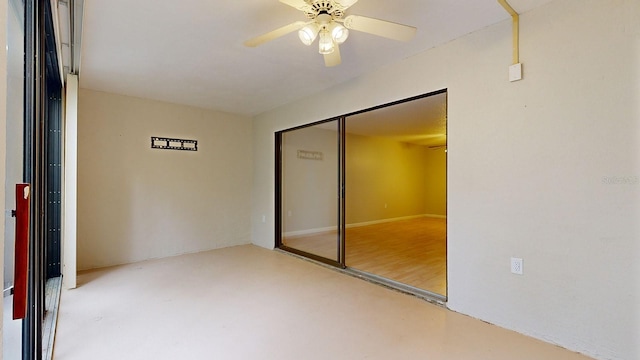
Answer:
[347, 214, 446, 228]
[284, 214, 446, 237]
[284, 226, 337, 238]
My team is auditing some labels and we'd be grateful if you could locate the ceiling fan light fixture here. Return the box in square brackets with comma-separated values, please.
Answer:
[318, 30, 335, 54]
[245, 0, 417, 67]
[298, 23, 320, 46]
[331, 23, 349, 44]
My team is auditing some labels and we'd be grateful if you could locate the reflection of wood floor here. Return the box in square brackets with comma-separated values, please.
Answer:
[283, 217, 446, 296]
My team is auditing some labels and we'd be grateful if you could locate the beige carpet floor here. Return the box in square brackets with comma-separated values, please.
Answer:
[54, 245, 591, 360]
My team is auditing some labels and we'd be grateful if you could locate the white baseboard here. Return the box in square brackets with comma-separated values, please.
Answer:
[284, 214, 446, 237]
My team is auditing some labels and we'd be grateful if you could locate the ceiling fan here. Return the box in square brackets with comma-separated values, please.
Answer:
[244, 0, 417, 67]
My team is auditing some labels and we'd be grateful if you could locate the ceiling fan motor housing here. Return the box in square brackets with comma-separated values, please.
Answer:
[304, 1, 345, 19]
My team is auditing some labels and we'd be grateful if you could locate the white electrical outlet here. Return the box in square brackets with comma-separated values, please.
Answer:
[511, 257, 523, 275]
[261, 215, 266, 223]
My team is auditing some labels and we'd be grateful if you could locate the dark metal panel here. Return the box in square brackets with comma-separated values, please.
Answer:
[23, 0, 43, 357]
[338, 117, 346, 266]
[22, 0, 62, 358]
[274, 132, 283, 249]
[45, 87, 62, 279]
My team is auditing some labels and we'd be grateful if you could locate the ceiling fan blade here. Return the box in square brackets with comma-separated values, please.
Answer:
[279, 0, 314, 12]
[334, 0, 359, 11]
[343, 15, 416, 42]
[244, 21, 307, 47]
[324, 43, 341, 67]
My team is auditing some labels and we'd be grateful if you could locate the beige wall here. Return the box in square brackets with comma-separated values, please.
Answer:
[252, 1, 640, 359]
[346, 133, 429, 224]
[77, 89, 253, 269]
[423, 147, 446, 216]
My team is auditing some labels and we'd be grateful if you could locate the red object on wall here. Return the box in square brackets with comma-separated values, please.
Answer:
[13, 184, 31, 320]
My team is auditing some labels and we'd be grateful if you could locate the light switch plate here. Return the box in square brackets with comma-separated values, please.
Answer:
[509, 63, 523, 82]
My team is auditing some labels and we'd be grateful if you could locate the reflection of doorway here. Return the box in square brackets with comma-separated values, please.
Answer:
[345, 92, 447, 296]
[276, 90, 447, 299]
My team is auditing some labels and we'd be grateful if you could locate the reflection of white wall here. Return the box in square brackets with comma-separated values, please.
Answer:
[252, 1, 639, 359]
[3, 0, 24, 288]
[281, 125, 338, 233]
[78, 89, 253, 269]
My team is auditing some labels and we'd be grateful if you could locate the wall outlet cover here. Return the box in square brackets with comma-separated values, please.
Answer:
[511, 257, 523, 275]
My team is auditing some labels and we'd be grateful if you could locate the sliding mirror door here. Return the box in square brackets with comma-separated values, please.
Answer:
[345, 92, 447, 297]
[276, 90, 446, 299]
[278, 120, 342, 265]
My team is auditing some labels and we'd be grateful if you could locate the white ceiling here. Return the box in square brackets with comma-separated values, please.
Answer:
[346, 92, 447, 146]
[79, 0, 554, 117]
